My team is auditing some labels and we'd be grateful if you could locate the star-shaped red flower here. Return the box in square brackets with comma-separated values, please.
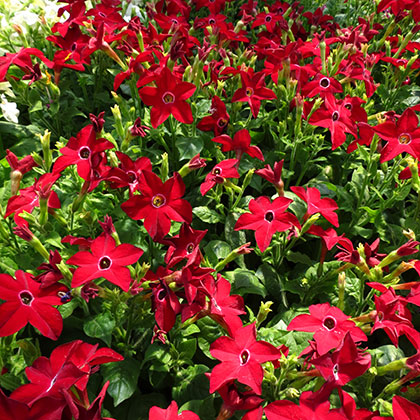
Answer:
[291, 186, 339, 227]
[232, 69, 277, 118]
[121, 171, 192, 240]
[234, 196, 300, 252]
[67, 234, 143, 292]
[139, 66, 196, 128]
[0, 270, 67, 340]
[287, 302, 367, 354]
[209, 322, 281, 394]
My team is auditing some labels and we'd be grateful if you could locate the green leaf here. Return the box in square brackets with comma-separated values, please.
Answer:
[142, 343, 172, 367]
[225, 268, 267, 297]
[178, 338, 197, 360]
[173, 364, 209, 404]
[374, 345, 406, 366]
[193, 206, 222, 224]
[256, 263, 286, 298]
[286, 251, 313, 266]
[204, 240, 231, 266]
[58, 298, 79, 319]
[102, 358, 141, 406]
[182, 324, 200, 336]
[176, 136, 204, 160]
[197, 317, 225, 358]
[258, 327, 312, 355]
[83, 312, 115, 346]
[179, 397, 215, 420]
[0, 372, 23, 392]
[16, 339, 41, 367]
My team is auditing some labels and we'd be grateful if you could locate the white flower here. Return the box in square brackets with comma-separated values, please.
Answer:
[0, 94, 20, 123]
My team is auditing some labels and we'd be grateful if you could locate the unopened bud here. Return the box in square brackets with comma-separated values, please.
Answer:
[256, 301, 273, 327]
[10, 170, 23, 196]
[160, 153, 169, 181]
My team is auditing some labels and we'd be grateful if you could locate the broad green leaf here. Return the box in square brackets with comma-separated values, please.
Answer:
[173, 364, 209, 404]
[225, 268, 267, 297]
[83, 312, 115, 346]
[102, 358, 140, 406]
[204, 240, 231, 266]
[178, 338, 197, 361]
[176, 136, 204, 160]
[193, 206, 222, 224]
[179, 397, 215, 420]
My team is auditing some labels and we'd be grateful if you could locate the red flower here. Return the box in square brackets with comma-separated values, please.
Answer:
[235, 196, 300, 252]
[67, 234, 143, 292]
[212, 129, 264, 163]
[106, 151, 152, 195]
[301, 73, 343, 99]
[209, 322, 281, 394]
[255, 160, 284, 195]
[35, 250, 63, 288]
[139, 66, 196, 128]
[311, 333, 371, 387]
[287, 303, 367, 355]
[371, 287, 412, 346]
[5, 172, 61, 226]
[197, 95, 230, 135]
[164, 223, 207, 268]
[216, 381, 263, 420]
[393, 395, 420, 420]
[40, 339, 123, 392]
[200, 159, 240, 196]
[373, 108, 420, 163]
[201, 275, 246, 335]
[121, 171, 192, 240]
[0, 388, 64, 420]
[0, 270, 67, 340]
[149, 400, 199, 420]
[53, 125, 114, 180]
[265, 391, 347, 420]
[6, 149, 38, 195]
[308, 94, 357, 150]
[232, 69, 277, 118]
[291, 186, 339, 227]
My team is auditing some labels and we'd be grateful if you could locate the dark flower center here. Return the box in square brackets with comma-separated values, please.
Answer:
[157, 288, 167, 301]
[217, 117, 228, 128]
[71, 42, 77, 52]
[332, 111, 339, 121]
[377, 311, 384, 321]
[246, 87, 254, 97]
[240, 349, 250, 365]
[265, 211, 274, 222]
[162, 91, 175, 104]
[186, 243, 195, 254]
[398, 133, 411, 145]
[171, 18, 178, 24]
[152, 194, 166, 208]
[319, 77, 330, 88]
[79, 146, 91, 160]
[99, 256, 112, 270]
[127, 171, 137, 183]
[209, 18, 215, 24]
[344, 103, 352, 110]
[213, 167, 222, 175]
[265, 15, 272, 22]
[19, 291, 34, 305]
[333, 363, 339, 380]
[323, 316, 336, 330]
